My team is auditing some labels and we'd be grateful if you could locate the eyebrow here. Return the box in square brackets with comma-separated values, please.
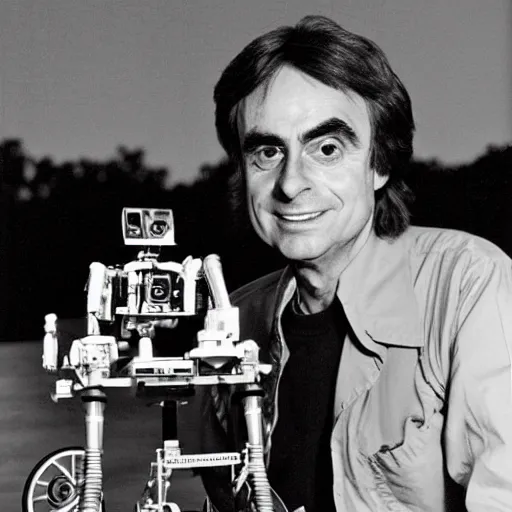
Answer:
[241, 117, 360, 154]
[300, 117, 359, 147]
[242, 133, 285, 154]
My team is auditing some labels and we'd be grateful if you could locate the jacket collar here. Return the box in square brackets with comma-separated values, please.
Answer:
[273, 229, 423, 357]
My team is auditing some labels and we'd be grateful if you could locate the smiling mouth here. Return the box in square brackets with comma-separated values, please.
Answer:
[276, 211, 325, 222]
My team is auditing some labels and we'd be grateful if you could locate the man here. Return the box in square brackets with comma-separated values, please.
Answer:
[200, 15, 512, 512]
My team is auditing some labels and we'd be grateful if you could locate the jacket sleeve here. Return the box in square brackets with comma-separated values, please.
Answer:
[444, 255, 512, 511]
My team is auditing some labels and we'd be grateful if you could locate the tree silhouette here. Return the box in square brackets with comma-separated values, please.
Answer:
[1, 139, 511, 340]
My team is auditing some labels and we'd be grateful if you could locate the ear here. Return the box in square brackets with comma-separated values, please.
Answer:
[373, 170, 389, 191]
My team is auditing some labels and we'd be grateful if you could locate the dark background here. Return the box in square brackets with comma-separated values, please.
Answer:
[1, 138, 512, 341]
[1, 138, 511, 511]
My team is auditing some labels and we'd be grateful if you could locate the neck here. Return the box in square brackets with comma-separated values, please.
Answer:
[291, 221, 373, 314]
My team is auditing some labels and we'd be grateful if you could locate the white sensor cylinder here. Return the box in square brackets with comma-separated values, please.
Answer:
[42, 313, 58, 371]
[202, 254, 231, 309]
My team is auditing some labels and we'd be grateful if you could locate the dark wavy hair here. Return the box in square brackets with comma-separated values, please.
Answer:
[214, 15, 415, 238]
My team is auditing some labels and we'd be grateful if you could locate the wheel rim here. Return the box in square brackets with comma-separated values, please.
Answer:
[25, 448, 85, 512]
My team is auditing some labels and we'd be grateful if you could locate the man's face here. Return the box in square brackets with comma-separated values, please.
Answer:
[238, 65, 387, 265]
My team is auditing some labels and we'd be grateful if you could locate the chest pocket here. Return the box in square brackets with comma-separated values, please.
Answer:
[367, 412, 445, 511]
[354, 347, 449, 511]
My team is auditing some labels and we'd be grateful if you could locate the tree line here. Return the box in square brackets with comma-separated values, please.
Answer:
[1, 138, 511, 340]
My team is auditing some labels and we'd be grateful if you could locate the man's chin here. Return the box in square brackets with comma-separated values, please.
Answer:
[274, 241, 324, 263]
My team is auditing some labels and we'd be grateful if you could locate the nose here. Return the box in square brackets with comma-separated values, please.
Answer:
[273, 155, 311, 201]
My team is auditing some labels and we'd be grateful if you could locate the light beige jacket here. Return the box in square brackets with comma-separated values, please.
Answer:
[201, 226, 512, 511]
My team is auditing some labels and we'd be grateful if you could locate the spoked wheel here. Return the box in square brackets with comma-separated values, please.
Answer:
[22, 446, 105, 512]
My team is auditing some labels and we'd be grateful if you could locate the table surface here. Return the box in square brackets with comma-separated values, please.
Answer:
[0, 339, 206, 512]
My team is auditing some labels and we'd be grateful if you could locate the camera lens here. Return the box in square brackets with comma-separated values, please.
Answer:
[149, 220, 168, 237]
[126, 212, 143, 237]
[149, 275, 171, 303]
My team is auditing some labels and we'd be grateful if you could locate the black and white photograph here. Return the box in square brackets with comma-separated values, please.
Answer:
[1, 1, 511, 511]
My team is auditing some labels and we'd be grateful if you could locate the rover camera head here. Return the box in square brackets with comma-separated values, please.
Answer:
[122, 208, 176, 246]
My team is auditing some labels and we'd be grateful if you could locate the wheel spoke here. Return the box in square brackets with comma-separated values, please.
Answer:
[71, 454, 77, 479]
[33, 494, 49, 503]
[51, 459, 74, 483]
[35, 479, 50, 487]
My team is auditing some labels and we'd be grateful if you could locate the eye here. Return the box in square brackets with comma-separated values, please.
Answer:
[320, 143, 338, 156]
[307, 138, 343, 164]
[250, 146, 285, 171]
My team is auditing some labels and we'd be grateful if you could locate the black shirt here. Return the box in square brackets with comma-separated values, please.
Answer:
[268, 297, 347, 512]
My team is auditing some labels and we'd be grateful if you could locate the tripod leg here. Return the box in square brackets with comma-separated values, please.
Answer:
[81, 392, 106, 512]
[136, 400, 179, 511]
[161, 400, 180, 505]
[242, 387, 274, 512]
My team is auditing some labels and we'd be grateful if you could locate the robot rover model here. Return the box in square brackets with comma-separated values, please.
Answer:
[22, 208, 282, 512]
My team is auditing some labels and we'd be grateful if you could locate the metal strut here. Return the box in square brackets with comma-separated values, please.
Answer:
[80, 388, 106, 512]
